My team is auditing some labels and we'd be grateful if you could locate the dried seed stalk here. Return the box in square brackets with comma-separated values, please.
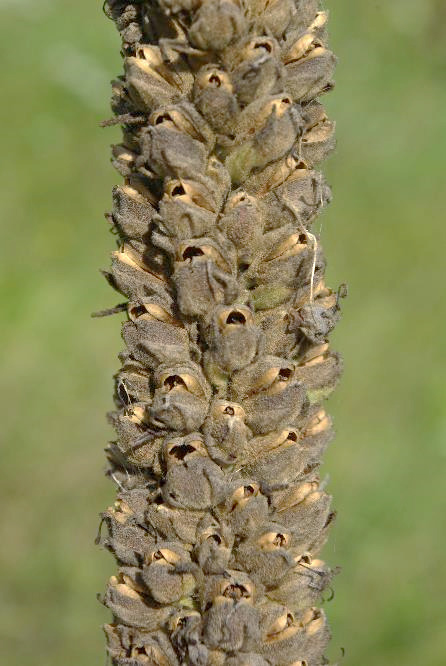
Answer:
[99, 0, 343, 663]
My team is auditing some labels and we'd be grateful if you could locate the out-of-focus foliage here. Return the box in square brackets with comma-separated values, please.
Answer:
[0, 1, 444, 664]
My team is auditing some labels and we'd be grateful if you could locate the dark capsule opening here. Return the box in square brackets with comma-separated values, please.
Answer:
[286, 431, 298, 442]
[223, 405, 235, 416]
[183, 246, 205, 261]
[226, 311, 246, 325]
[164, 375, 187, 390]
[208, 74, 221, 87]
[155, 113, 172, 125]
[117, 381, 131, 405]
[278, 368, 293, 381]
[207, 533, 222, 545]
[129, 304, 147, 318]
[255, 40, 272, 53]
[223, 583, 249, 600]
[169, 443, 197, 461]
[273, 533, 287, 547]
[171, 184, 186, 196]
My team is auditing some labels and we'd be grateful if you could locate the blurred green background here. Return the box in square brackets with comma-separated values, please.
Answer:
[0, 1, 445, 664]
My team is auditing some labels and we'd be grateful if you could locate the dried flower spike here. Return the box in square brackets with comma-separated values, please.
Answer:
[99, 0, 343, 663]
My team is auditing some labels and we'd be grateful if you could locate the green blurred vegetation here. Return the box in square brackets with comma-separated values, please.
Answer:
[0, 1, 445, 664]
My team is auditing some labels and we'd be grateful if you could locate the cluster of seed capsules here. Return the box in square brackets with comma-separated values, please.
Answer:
[99, 0, 343, 664]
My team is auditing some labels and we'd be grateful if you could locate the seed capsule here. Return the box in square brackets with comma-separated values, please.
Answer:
[235, 524, 294, 586]
[104, 574, 170, 629]
[202, 570, 257, 610]
[163, 432, 207, 469]
[231, 357, 307, 434]
[111, 144, 138, 177]
[104, 623, 180, 666]
[277, 488, 332, 551]
[142, 542, 196, 604]
[173, 239, 238, 318]
[232, 37, 284, 105]
[290, 286, 341, 344]
[150, 101, 215, 148]
[300, 103, 336, 166]
[261, 167, 332, 229]
[203, 304, 262, 374]
[188, 0, 247, 51]
[109, 241, 171, 302]
[194, 66, 239, 134]
[243, 428, 306, 486]
[149, 362, 211, 432]
[218, 482, 269, 537]
[255, 229, 310, 289]
[194, 519, 233, 573]
[145, 501, 206, 544]
[226, 95, 303, 184]
[139, 123, 208, 180]
[110, 182, 156, 240]
[218, 191, 264, 264]
[98, 504, 154, 567]
[295, 349, 343, 391]
[268, 557, 333, 613]
[122, 307, 190, 370]
[162, 456, 226, 510]
[158, 178, 218, 239]
[125, 45, 193, 111]
[284, 35, 336, 103]
[253, 0, 295, 38]
[258, 604, 330, 664]
[203, 399, 252, 465]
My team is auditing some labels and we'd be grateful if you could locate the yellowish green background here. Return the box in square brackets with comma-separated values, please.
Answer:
[1, 1, 445, 664]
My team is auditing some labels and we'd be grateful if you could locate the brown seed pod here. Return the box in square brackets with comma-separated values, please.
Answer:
[203, 304, 263, 375]
[231, 37, 284, 106]
[283, 35, 336, 103]
[138, 123, 208, 180]
[145, 501, 206, 544]
[142, 542, 196, 604]
[235, 523, 294, 586]
[172, 239, 238, 317]
[251, 0, 295, 38]
[203, 399, 252, 465]
[103, 573, 171, 629]
[194, 517, 234, 573]
[125, 45, 193, 111]
[267, 554, 333, 613]
[104, 623, 180, 666]
[218, 191, 265, 265]
[226, 95, 304, 184]
[162, 456, 227, 509]
[109, 182, 156, 241]
[258, 605, 330, 664]
[203, 595, 261, 653]
[242, 427, 307, 486]
[193, 66, 239, 133]
[122, 305, 190, 370]
[149, 362, 211, 432]
[109, 241, 171, 302]
[157, 178, 218, 240]
[217, 482, 270, 537]
[230, 357, 307, 434]
[188, 0, 247, 51]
